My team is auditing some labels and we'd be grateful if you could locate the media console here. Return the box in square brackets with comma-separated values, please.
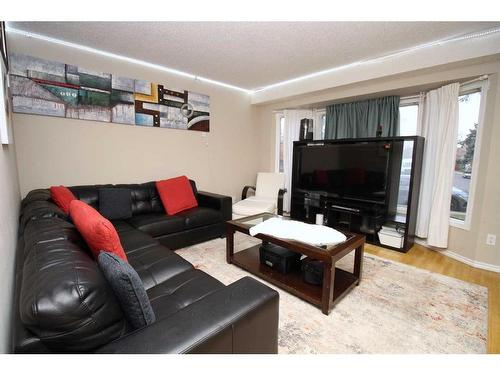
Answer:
[290, 136, 424, 252]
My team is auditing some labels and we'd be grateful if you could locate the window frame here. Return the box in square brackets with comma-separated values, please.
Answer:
[449, 80, 488, 231]
[274, 112, 285, 173]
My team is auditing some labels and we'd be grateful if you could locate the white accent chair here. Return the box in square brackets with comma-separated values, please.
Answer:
[232, 173, 287, 219]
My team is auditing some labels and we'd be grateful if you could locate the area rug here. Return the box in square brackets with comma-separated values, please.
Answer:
[177, 233, 488, 353]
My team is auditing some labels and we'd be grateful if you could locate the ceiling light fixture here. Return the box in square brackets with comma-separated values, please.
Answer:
[5, 25, 253, 94]
[253, 26, 500, 93]
[6, 25, 500, 95]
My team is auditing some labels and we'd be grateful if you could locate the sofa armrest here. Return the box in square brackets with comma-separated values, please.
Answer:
[197, 191, 232, 221]
[96, 277, 279, 354]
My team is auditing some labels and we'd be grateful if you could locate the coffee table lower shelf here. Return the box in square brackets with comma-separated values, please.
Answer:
[230, 244, 359, 312]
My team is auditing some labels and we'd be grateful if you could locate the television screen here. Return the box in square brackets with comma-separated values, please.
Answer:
[294, 141, 391, 203]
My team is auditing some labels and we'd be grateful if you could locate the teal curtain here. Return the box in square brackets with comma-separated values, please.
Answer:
[325, 95, 400, 139]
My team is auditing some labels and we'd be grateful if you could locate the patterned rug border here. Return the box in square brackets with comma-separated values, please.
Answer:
[359, 253, 488, 294]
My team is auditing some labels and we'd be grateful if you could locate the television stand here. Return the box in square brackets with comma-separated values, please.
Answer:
[329, 204, 360, 213]
[290, 136, 424, 252]
[326, 202, 385, 244]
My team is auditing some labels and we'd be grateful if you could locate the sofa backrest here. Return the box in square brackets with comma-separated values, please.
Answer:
[255, 173, 285, 200]
[68, 180, 198, 216]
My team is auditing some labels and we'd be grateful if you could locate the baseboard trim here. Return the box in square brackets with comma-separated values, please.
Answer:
[441, 249, 500, 273]
[413, 238, 500, 273]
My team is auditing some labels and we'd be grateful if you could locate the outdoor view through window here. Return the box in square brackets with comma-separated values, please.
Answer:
[278, 90, 483, 221]
[452, 91, 482, 222]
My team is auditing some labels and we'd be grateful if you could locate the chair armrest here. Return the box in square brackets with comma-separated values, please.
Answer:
[197, 191, 232, 221]
[241, 186, 256, 200]
[96, 277, 279, 354]
[277, 188, 287, 215]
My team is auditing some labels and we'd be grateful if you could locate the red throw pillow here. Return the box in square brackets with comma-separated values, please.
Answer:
[69, 200, 128, 262]
[50, 185, 77, 214]
[156, 176, 198, 215]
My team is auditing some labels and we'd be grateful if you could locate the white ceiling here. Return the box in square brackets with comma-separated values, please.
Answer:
[8, 21, 500, 90]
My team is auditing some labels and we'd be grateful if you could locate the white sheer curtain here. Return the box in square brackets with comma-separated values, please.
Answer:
[283, 109, 313, 212]
[416, 83, 460, 248]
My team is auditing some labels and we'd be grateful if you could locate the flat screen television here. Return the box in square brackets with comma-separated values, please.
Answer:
[293, 141, 392, 204]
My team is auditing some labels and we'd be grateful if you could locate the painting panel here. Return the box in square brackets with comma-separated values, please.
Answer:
[0, 56, 13, 144]
[135, 113, 154, 127]
[9, 53, 210, 131]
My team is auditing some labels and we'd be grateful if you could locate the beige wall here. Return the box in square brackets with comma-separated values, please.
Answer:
[0, 140, 21, 352]
[8, 32, 500, 268]
[10, 33, 261, 202]
[253, 57, 500, 268]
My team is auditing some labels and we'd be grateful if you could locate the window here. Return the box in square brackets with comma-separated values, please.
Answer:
[399, 97, 420, 136]
[321, 114, 326, 139]
[275, 114, 285, 173]
[450, 84, 485, 228]
[395, 98, 420, 216]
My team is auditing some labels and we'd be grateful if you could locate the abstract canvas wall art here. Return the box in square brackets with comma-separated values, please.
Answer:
[9, 53, 210, 131]
[0, 22, 13, 145]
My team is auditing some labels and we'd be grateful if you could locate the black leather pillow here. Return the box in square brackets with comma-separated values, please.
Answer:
[99, 188, 132, 220]
[98, 252, 156, 329]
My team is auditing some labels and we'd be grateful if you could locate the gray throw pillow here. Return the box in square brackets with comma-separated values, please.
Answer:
[98, 188, 132, 220]
[98, 252, 155, 329]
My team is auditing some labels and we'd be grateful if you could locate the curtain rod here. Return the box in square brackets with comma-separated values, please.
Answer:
[460, 74, 488, 86]
[403, 75, 489, 101]
[460, 74, 489, 86]
[274, 75, 489, 112]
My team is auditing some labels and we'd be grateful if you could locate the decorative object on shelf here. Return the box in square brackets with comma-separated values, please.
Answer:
[8, 53, 211, 132]
[0, 24, 13, 145]
[299, 118, 313, 140]
[315, 213, 324, 225]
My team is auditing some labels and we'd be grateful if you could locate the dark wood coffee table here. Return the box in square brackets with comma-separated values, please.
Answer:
[226, 213, 365, 315]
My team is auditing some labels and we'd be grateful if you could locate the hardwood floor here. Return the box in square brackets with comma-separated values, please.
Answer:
[364, 242, 500, 353]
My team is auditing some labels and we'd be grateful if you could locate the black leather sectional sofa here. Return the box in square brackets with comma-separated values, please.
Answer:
[12, 180, 279, 353]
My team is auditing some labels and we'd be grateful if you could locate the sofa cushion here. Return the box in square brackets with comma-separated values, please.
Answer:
[21, 188, 52, 209]
[255, 172, 285, 200]
[50, 186, 77, 214]
[19, 200, 67, 234]
[127, 213, 185, 237]
[232, 196, 276, 218]
[175, 207, 223, 230]
[70, 200, 127, 262]
[98, 252, 156, 329]
[119, 228, 160, 254]
[69, 184, 113, 210]
[99, 188, 132, 220]
[147, 269, 224, 320]
[126, 244, 193, 290]
[118, 182, 165, 216]
[111, 220, 135, 233]
[23, 217, 83, 255]
[156, 176, 198, 215]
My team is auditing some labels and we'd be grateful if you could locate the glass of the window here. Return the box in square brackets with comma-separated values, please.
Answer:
[450, 91, 482, 222]
[399, 104, 419, 136]
[279, 117, 285, 173]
